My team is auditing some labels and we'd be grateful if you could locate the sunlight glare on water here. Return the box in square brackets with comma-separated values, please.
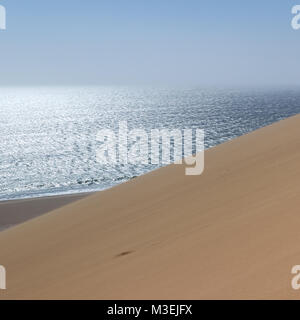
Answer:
[0, 86, 299, 200]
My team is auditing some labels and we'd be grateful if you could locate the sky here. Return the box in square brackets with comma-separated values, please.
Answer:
[0, 0, 300, 86]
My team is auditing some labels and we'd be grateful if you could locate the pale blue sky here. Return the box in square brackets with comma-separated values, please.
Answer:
[0, 0, 300, 86]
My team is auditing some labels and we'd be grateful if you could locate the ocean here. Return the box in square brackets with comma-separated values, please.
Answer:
[1, 86, 299, 201]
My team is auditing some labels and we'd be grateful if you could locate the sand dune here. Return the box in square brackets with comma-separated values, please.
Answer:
[0, 193, 89, 232]
[0, 114, 300, 300]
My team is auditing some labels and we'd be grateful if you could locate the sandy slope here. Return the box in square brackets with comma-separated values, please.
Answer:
[0, 193, 89, 232]
[0, 114, 300, 300]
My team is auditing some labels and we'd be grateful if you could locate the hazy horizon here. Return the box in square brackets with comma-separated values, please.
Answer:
[1, 0, 300, 86]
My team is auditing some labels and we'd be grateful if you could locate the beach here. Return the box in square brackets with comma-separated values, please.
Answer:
[0, 193, 89, 232]
[0, 114, 300, 299]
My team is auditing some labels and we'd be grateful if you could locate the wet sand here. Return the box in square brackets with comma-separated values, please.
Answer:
[0, 193, 90, 232]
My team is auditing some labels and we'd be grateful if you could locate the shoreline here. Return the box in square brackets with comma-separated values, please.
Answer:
[0, 188, 100, 203]
[0, 192, 91, 232]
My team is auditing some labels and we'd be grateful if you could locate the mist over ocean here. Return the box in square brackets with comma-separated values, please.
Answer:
[1, 86, 300, 201]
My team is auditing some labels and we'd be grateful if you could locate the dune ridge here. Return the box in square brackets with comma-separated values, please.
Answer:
[0, 114, 300, 300]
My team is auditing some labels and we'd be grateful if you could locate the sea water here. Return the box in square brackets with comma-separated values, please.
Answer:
[0, 86, 299, 201]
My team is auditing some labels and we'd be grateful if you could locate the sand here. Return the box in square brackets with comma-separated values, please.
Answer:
[0, 193, 89, 232]
[0, 114, 300, 300]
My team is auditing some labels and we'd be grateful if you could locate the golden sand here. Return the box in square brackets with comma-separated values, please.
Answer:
[0, 114, 300, 299]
